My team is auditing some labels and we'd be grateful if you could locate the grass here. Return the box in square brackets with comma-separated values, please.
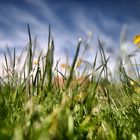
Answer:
[0, 25, 140, 140]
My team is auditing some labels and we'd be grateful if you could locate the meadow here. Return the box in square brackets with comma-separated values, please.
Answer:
[0, 25, 140, 140]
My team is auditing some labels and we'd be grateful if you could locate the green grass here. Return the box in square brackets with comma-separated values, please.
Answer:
[0, 25, 140, 140]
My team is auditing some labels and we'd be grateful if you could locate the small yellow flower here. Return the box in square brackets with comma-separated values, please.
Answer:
[60, 63, 66, 68]
[133, 35, 140, 44]
[60, 63, 70, 70]
[133, 35, 140, 48]
[76, 58, 83, 68]
[33, 60, 38, 65]
[130, 81, 135, 86]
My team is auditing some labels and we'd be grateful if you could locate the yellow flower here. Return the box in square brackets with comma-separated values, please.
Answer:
[133, 35, 140, 48]
[60, 63, 70, 70]
[76, 58, 83, 68]
[130, 80, 135, 86]
[33, 60, 38, 65]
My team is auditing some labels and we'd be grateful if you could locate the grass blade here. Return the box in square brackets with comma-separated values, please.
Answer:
[66, 38, 82, 88]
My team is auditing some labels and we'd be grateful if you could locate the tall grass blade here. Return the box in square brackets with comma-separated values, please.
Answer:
[27, 24, 33, 96]
[41, 26, 54, 92]
[98, 39, 108, 79]
[66, 39, 82, 88]
[27, 23, 33, 76]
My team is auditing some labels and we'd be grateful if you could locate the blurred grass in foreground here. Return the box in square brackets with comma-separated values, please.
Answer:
[0, 25, 140, 140]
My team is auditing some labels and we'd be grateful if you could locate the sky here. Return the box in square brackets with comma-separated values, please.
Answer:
[0, 0, 140, 75]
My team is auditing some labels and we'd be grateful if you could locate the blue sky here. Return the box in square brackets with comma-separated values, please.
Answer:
[0, 0, 140, 72]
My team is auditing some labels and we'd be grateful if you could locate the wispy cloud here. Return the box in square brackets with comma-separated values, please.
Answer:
[0, 0, 140, 75]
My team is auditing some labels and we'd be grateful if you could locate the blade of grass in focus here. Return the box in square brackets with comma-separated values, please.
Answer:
[41, 26, 54, 93]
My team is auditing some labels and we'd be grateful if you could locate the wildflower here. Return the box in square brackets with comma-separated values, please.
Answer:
[60, 63, 66, 69]
[133, 35, 140, 48]
[33, 60, 38, 65]
[60, 63, 70, 70]
[130, 80, 135, 86]
[76, 58, 83, 68]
